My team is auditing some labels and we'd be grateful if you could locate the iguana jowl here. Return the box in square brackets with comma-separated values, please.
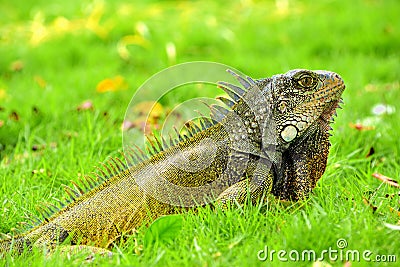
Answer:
[0, 69, 345, 256]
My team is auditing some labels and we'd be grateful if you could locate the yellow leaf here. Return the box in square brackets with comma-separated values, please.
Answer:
[34, 76, 47, 88]
[96, 75, 127, 93]
[123, 101, 164, 133]
[132, 101, 164, 122]
[85, 1, 111, 39]
[117, 35, 149, 60]
[0, 89, 7, 100]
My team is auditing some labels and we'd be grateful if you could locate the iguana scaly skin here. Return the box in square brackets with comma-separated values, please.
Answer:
[0, 69, 345, 257]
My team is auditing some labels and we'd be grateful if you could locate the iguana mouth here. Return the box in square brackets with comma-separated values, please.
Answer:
[320, 98, 343, 124]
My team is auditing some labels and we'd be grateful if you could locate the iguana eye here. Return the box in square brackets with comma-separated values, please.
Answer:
[278, 101, 287, 113]
[298, 75, 315, 88]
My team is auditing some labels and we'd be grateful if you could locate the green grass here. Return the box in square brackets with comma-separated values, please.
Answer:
[0, 0, 399, 266]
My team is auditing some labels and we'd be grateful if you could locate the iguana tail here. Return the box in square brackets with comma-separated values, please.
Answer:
[0, 235, 32, 257]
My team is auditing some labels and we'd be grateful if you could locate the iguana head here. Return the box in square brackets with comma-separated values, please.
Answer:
[218, 69, 345, 200]
[258, 69, 345, 200]
[260, 69, 345, 147]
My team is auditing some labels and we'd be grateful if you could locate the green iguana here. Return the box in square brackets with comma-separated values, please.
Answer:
[0, 68, 345, 257]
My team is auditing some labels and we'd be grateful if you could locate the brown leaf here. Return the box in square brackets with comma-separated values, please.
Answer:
[362, 197, 377, 213]
[372, 173, 400, 188]
[10, 60, 24, 72]
[9, 111, 19, 121]
[122, 118, 160, 134]
[349, 123, 375, 131]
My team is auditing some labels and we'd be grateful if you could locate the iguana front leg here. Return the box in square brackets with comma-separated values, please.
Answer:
[216, 158, 274, 207]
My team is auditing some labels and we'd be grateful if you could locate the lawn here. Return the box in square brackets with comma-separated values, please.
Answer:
[0, 0, 399, 266]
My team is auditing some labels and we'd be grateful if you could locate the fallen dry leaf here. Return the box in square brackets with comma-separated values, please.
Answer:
[10, 60, 24, 72]
[372, 173, 400, 188]
[132, 101, 164, 122]
[96, 75, 127, 93]
[117, 34, 150, 61]
[34, 75, 47, 88]
[388, 207, 400, 217]
[349, 122, 375, 131]
[362, 196, 377, 213]
[122, 101, 165, 134]
[9, 111, 20, 121]
[76, 100, 94, 111]
[122, 119, 160, 134]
